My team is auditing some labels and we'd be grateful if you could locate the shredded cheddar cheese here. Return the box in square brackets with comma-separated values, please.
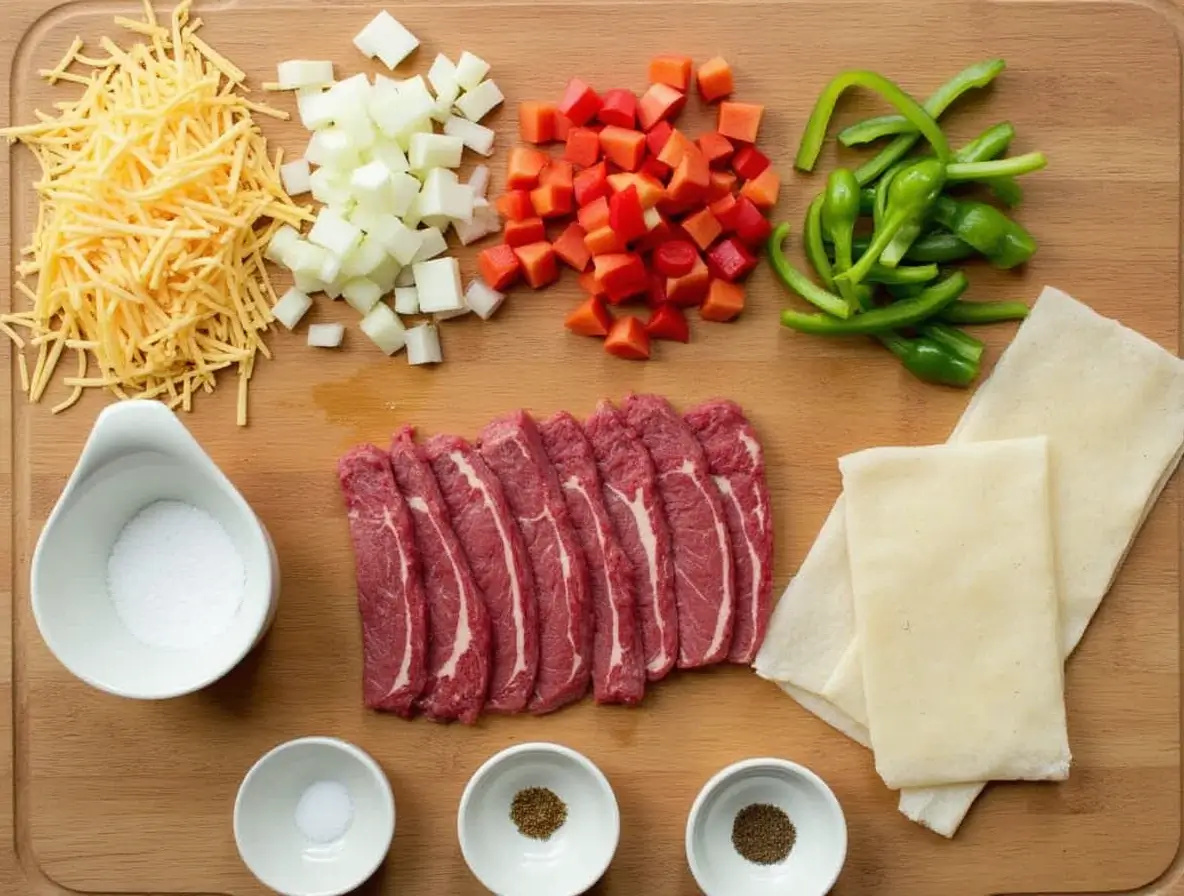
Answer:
[0, 0, 311, 424]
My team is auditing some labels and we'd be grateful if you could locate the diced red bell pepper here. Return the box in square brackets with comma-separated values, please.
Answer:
[530, 183, 573, 219]
[599, 126, 647, 171]
[732, 145, 771, 180]
[698, 132, 735, 168]
[681, 207, 723, 252]
[710, 193, 740, 230]
[507, 146, 549, 189]
[584, 225, 628, 256]
[577, 195, 611, 232]
[539, 159, 575, 191]
[578, 269, 606, 297]
[553, 113, 574, 141]
[667, 146, 710, 204]
[717, 101, 764, 144]
[730, 195, 773, 246]
[708, 170, 738, 202]
[608, 185, 647, 242]
[741, 167, 781, 211]
[565, 295, 614, 337]
[649, 55, 693, 91]
[598, 88, 638, 129]
[573, 162, 610, 207]
[700, 279, 746, 321]
[696, 56, 734, 103]
[637, 218, 675, 254]
[656, 128, 695, 167]
[565, 127, 602, 167]
[552, 222, 592, 272]
[646, 303, 690, 342]
[514, 241, 559, 289]
[638, 83, 686, 131]
[640, 156, 672, 183]
[607, 172, 664, 209]
[558, 78, 602, 127]
[706, 237, 757, 282]
[519, 101, 557, 144]
[604, 316, 651, 360]
[479, 244, 521, 291]
[666, 255, 710, 306]
[495, 189, 535, 222]
[594, 252, 649, 303]
[646, 120, 674, 157]
[503, 216, 547, 247]
[653, 239, 698, 277]
[646, 269, 669, 306]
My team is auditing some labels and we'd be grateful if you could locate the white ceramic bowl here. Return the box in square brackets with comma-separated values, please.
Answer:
[458, 742, 619, 896]
[234, 736, 395, 896]
[686, 758, 847, 896]
[31, 401, 279, 699]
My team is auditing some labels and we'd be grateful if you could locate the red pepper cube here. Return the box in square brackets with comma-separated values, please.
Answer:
[653, 239, 698, 277]
[638, 83, 687, 131]
[519, 101, 557, 144]
[707, 170, 738, 202]
[608, 185, 647, 242]
[646, 303, 690, 342]
[564, 127, 602, 168]
[681, 207, 723, 252]
[656, 129, 696, 168]
[646, 269, 669, 307]
[594, 252, 649, 303]
[513, 241, 559, 289]
[573, 162, 610, 208]
[667, 147, 711, 205]
[607, 172, 664, 209]
[636, 214, 674, 253]
[604, 316, 651, 360]
[495, 189, 536, 222]
[578, 269, 606, 297]
[666, 255, 711, 306]
[584, 225, 628, 257]
[577, 194, 611, 232]
[598, 88, 638, 129]
[717, 101, 765, 144]
[506, 146, 549, 190]
[731, 195, 773, 246]
[553, 222, 592, 272]
[539, 159, 575, 192]
[698, 132, 735, 168]
[732, 145, 771, 180]
[565, 295, 614, 337]
[646, 120, 674, 157]
[640, 156, 672, 183]
[706, 237, 757, 282]
[558, 78, 603, 126]
[530, 183, 573, 219]
[599, 126, 647, 172]
[479, 244, 521, 291]
[503, 216, 547, 247]
[710, 193, 740, 230]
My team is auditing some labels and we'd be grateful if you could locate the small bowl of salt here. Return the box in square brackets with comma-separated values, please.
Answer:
[31, 400, 279, 699]
[234, 736, 395, 896]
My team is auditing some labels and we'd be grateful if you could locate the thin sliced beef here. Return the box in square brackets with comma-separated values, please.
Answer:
[337, 445, 428, 716]
[425, 434, 539, 713]
[622, 393, 735, 668]
[389, 427, 490, 724]
[584, 400, 678, 682]
[479, 411, 592, 713]
[685, 400, 774, 664]
[540, 411, 645, 705]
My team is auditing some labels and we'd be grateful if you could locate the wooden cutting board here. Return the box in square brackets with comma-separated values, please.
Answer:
[2, 0, 1183, 893]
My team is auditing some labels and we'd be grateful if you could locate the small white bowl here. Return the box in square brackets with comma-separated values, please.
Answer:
[31, 401, 279, 699]
[234, 736, 395, 896]
[686, 758, 847, 896]
[458, 742, 619, 896]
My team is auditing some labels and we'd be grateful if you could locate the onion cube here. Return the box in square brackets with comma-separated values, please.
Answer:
[427, 54, 461, 105]
[454, 51, 491, 91]
[369, 77, 434, 141]
[464, 279, 506, 320]
[308, 208, 363, 257]
[318, 251, 343, 286]
[272, 288, 314, 329]
[341, 236, 389, 279]
[288, 240, 330, 275]
[371, 257, 402, 294]
[368, 215, 423, 266]
[297, 90, 335, 130]
[467, 164, 491, 198]
[367, 138, 409, 173]
[342, 277, 383, 313]
[359, 302, 407, 355]
[455, 79, 503, 123]
[411, 226, 448, 262]
[349, 160, 392, 202]
[276, 59, 335, 90]
[385, 172, 421, 219]
[293, 271, 326, 295]
[394, 286, 420, 315]
[353, 11, 419, 70]
[279, 159, 312, 196]
[323, 276, 346, 299]
[434, 302, 470, 321]
[452, 215, 492, 246]
[412, 257, 463, 313]
[409, 133, 464, 171]
[406, 324, 443, 365]
[305, 128, 358, 169]
[395, 266, 416, 288]
[307, 323, 345, 348]
[443, 116, 495, 156]
[308, 168, 351, 207]
[265, 224, 301, 265]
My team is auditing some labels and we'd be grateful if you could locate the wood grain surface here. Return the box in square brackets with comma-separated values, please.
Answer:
[3, 0, 1184, 893]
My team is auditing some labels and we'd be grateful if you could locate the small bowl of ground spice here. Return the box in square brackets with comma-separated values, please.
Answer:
[686, 757, 847, 896]
[458, 742, 619, 896]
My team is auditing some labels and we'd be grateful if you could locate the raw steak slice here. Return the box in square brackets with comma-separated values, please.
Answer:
[425, 434, 539, 713]
[479, 411, 592, 713]
[622, 393, 735, 668]
[540, 411, 645, 705]
[389, 427, 491, 724]
[337, 445, 428, 717]
[685, 400, 774, 664]
[584, 400, 678, 682]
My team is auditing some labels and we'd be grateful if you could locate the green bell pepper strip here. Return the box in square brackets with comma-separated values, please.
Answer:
[837, 59, 1007, 147]
[768, 222, 853, 319]
[821, 168, 862, 310]
[804, 196, 838, 292]
[930, 195, 1036, 269]
[945, 151, 1047, 182]
[865, 262, 939, 285]
[879, 332, 980, 387]
[881, 221, 923, 268]
[837, 158, 946, 287]
[938, 299, 1030, 324]
[795, 70, 952, 174]
[853, 230, 976, 264]
[952, 126, 1024, 204]
[920, 322, 985, 363]
[885, 282, 926, 300]
[859, 186, 876, 215]
[780, 270, 968, 336]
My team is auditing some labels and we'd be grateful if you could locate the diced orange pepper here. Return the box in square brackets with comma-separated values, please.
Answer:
[507, 146, 549, 190]
[717, 102, 764, 144]
[577, 196, 611, 233]
[708, 170, 738, 202]
[565, 296, 614, 337]
[667, 147, 710, 204]
[709, 192, 739, 224]
[648, 54, 693, 91]
[656, 129, 696, 168]
[604, 316, 651, 360]
[503, 216, 546, 247]
[697, 131, 735, 167]
[553, 113, 574, 141]
[607, 173, 665, 209]
[479, 244, 521, 291]
[666, 255, 711, 306]
[564, 127, 602, 167]
[594, 252, 648, 303]
[513, 241, 559, 289]
[553, 222, 592, 272]
[530, 183, 573, 218]
[539, 159, 575, 192]
[584, 225, 628, 256]
[696, 56, 734, 103]
[700, 279, 746, 321]
[519, 101, 557, 144]
[578, 269, 606, 297]
[495, 190, 535, 222]
[599, 126, 647, 172]
[740, 167, 781, 210]
[637, 83, 687, 131]
[681, 207, 723, 251]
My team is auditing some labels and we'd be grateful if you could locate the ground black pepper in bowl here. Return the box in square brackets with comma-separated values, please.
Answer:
[510, 786, 568, 840]
[732, 802, 796, 865]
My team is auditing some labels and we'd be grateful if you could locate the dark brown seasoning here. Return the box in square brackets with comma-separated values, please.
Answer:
[510, 786, 568, 840]
[731, 803, 796, 865]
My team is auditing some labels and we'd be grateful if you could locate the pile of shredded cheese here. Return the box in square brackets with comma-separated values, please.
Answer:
[0, 0, 311, 424]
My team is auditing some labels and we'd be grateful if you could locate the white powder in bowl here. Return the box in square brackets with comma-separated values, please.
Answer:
[107, 499, 245, 650]
[295, 779, 354, 844]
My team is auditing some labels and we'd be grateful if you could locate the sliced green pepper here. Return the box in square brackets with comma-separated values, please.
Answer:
[946, 151, 1047, 182]
[865, 262, 939, 285]
[939, 299, 1030, 324]
[821, 168, 862, 310]
[780, 270, 968, 336]
[795, 70, 951, 173]
[804, 196, 838, 292]
[853, 230, 976, 264]
[768, 222, 852, 319]
[930, 196, 1036, 268]
[954, 122, 1022, 206]
[919, 322, 985, 363]
[879, 332, 980, 387]
[885, 282, 926, 300]
[859, 186, 876, 216]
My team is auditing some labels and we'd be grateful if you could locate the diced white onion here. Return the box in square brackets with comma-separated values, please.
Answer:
[406, 324, 443, 365]
[307, 323, 345, 348]
[279, 159, 312, 196]
[412, 257, 463, 313]
[353, 11, 419, 70]
[427, 54, 460, 105]
[286, 240, 329, 275]
[394, 286, 420, 315]
[370, 256, 402, 293]
[308, 208, 363, 257]
[272, 288, 314, 329]
[360, 302, 408, 355]
[454, 51, 491, 91]
[265, 224, 301, 265]
[455, 79, 504, 123]
[412, 226, 448, 262]
[395, 266, 416, 288]
[368, 214, 423, 266]
[340, 236, 388, 279]
[342, 278, 383, 313]
[308, 167, 351, 206]
[464, 279, 506, 320]
[292, 271, 326, 295]
[408, 133, 464, 171]
[296, 90, 335, 129]
[443, 116, 495, 156]
[276, 60, 335, 90]
[467, 164, 491, 198]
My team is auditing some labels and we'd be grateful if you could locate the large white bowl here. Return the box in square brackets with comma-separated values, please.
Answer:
[458, 742, 619, 896]
[234, 736, 395, 896]
[686, 757, 847, 896]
